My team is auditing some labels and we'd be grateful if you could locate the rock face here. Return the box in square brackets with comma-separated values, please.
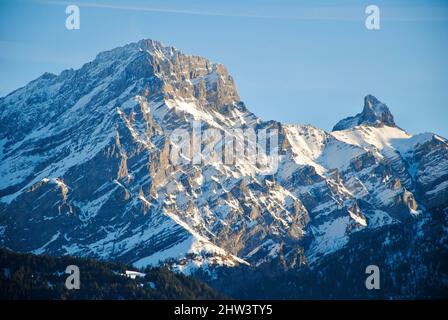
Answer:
[0, 40, 447, 287]
[333, 94, 396, 131]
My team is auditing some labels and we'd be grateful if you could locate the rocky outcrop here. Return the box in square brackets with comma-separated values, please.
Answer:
[333, 94, 396, 131]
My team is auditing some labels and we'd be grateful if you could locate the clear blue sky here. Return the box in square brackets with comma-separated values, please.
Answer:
[1, 0, 447, 136]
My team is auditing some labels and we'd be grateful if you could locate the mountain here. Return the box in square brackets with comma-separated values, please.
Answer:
[0, 248, 224, 299]
[333, 94, 396, 131]
[0, 39, 447, 297]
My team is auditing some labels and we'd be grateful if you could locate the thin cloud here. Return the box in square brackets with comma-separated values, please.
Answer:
[36, 0, 448, 22]
[38, 0, 363, 21]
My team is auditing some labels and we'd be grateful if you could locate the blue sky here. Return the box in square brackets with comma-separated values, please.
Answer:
[1, 0, 447, 136]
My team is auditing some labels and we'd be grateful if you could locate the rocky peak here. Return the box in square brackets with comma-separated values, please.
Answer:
[136, 39, 240, 112]
[333, 95, 396, 131]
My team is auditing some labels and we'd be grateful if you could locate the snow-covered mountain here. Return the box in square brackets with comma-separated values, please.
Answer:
[0, 39, 447, 281]
[333, 94, 396, 131]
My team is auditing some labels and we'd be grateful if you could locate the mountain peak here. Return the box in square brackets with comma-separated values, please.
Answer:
[333, 95, 396, 131]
